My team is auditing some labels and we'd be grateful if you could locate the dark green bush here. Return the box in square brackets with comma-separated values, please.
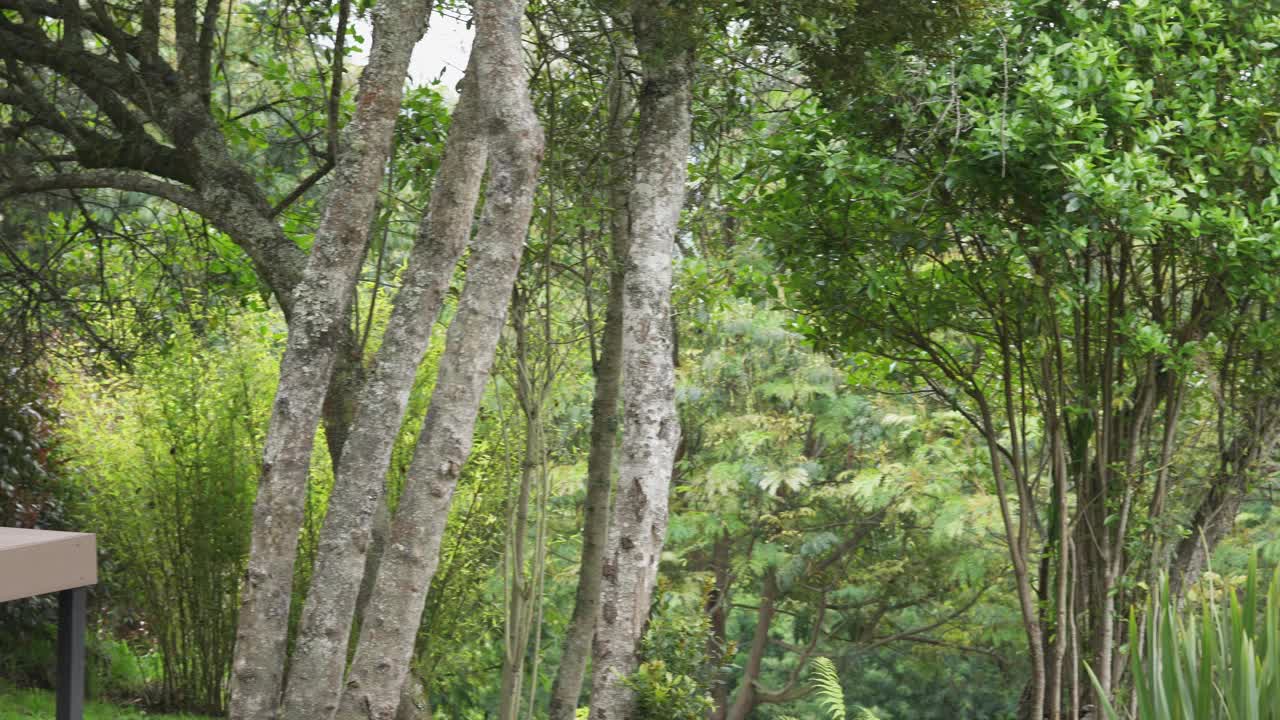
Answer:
[0, 348, 81, 690]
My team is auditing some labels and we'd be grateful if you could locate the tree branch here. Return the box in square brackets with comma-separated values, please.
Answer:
[0, 170, 209, 215]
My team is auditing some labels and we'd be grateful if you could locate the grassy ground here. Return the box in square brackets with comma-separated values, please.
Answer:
[0, 684, 205, 719]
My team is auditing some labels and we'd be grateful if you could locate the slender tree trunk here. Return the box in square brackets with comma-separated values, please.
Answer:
[497, 424, 543, 720]
[229, 2, 434, 717]
[547, 63, 633, 720]
[707, 533, 732, 720]
[977, 397, 1044, 720]
[499, 293, 552, 720]
[1042, 327, 1071, 720]
[1170, 313, 1280, 596]
[1169, 427, 1279, 596]
[588, 2, 693, 716]
[724, 570, 778, 720]
[279, 52, 486, 720]
[1048, 421, 1071, 720]
[333, 1, 544, 715]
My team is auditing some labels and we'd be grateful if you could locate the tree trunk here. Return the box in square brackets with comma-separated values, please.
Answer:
[333, 0, 544, 715]
[499, 291, 552, 720]
[547, 62, 633, 720]
[1170, 434, 1277, 596]
[394, 676, 429, 720]
[279, 52, 486, 720]
[587, 2, 694, 716]
[977, 397, 1044, 720]
[707, 533, 732, 720]
[724, 570, 778, 720]
[229, 1, 434, 717]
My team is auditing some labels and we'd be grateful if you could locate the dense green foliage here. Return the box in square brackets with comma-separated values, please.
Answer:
[1, 0, 1279, 718]
[60, 324, 277, 713]
[757, 0, 1280, 713]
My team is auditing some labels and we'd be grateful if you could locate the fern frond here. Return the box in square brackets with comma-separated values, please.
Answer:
[810, 656, 846, 720]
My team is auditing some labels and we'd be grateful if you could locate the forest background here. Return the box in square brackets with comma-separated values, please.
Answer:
[2, 0, 1279, 719]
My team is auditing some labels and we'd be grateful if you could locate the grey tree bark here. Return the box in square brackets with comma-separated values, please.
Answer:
[228, 2, 436, 718]
[0, 6, 421, 715]
[547, 57, 634, 720]
[279, 54, 488, 720]
[588, 2, 694, 717]
[333, 0, 544, 715]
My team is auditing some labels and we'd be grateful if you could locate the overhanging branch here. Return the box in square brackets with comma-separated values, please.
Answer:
[0, 170, 209, 215]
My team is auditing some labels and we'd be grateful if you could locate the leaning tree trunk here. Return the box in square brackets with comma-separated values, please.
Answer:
[278, 54, 487, 720]
[723, 570, 779, 720]
[1171, 407, 1280, 597]
[547, 62, 634, 720]
[229, 2, 435, 718]
[333, 1, 544, 716]
[587, 2, 694, 717]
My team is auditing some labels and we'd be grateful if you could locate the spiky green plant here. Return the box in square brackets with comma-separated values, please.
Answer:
[1089, 556, 1280, 720]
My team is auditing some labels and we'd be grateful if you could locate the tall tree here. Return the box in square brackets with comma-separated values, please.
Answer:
[229, 2, 437, 715]
[0, 0, 547, 716]
[332, 0, 544, 715]
[547, 30, 635, 720]
[279, 53, 488, 720]
[759, 1, 1280, 716]
[588, 1, 695, 716]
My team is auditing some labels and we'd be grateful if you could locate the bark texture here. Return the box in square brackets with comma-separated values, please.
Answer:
[228, 2, 434, 718]
[547, 66, 633, 720]
[333, 0, 544, 715]
[279, 56, 487, 720]
[587, 2, 694, 716]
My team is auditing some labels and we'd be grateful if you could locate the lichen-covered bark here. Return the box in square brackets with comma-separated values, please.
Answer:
[228, 2, 435, 718]
[588, 2, 694, 717]
[278, 56, 486, 720]
[547, 70, 633, 720]
[333, 1, 543, 716]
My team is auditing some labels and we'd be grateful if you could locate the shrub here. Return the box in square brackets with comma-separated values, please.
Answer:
[61, 322, 278, 713]
[625, 588, 716, 720]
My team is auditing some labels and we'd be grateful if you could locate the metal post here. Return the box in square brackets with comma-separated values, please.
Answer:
[56, 586, 86, 720]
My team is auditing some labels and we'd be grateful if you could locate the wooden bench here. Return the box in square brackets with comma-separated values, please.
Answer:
[0, 527, 97, 720]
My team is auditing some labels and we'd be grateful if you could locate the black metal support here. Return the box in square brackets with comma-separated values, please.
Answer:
[56, 586, 86, 720]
